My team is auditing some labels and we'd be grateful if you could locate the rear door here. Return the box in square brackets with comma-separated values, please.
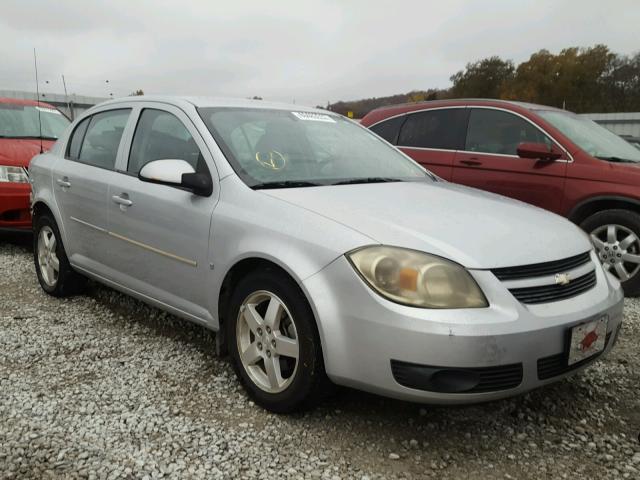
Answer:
[105, 103, 218, 321]
[453, 107, 568, 213]
[394, 108, 468, 181]
[53, 108, 132, 270]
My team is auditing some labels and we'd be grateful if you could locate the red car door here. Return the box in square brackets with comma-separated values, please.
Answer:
[452, 108, 568, 214]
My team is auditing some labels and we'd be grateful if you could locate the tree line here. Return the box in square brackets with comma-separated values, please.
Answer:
[326, 45, 640, 118]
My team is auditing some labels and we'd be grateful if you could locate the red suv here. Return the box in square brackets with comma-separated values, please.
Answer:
[361, 99, 640, 295]
[0, 97, 69, 232]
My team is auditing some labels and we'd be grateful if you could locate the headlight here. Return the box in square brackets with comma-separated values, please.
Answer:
[347, 246, 488, 309]
[0, 166, 29, 183]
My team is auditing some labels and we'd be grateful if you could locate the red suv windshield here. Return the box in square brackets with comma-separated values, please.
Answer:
[537, 110, 640, 163]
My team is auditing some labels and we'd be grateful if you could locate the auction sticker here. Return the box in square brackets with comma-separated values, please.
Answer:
[291, 111, 336, 123]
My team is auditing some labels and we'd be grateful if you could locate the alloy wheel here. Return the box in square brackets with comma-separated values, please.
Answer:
[236, 290, 300, 393]
[590, 223, 640, 282]
[37, 226, 60, 287]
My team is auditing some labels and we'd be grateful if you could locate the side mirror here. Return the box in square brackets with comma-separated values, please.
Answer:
[138, 159, 213, 197]
[517, 142, 563, 161]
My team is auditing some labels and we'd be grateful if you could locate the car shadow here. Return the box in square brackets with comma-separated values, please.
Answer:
[0, 231, 32, 251]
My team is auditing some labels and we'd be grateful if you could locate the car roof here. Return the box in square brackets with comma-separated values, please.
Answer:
[0, 96, 56, 108]
[92, 95, 329, 114]
[361, 98, 567, 125]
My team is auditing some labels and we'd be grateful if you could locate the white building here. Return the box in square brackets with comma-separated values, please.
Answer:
[580, 112, 640, 137]
[0, 89, 108, 120]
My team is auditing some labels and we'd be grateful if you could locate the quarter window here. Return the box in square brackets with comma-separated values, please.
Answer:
[369, 116, 405, 144]
[74, 109, 131, 169]
[465, 109, 552, 156]
[128, 109, 206, 175]
[66, 117, 90, 160]
[397, 109, 467, 150]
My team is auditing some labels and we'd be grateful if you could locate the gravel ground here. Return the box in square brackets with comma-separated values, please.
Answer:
[1, 236, 639, 480]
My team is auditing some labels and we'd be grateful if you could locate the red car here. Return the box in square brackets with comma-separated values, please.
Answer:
[361, 99, 640, 295]
[0, 97, 69, 232]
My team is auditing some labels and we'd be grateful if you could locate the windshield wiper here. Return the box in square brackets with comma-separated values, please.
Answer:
[596, 155, 638, 163]
[331, 177, 403, 186]
[252, 180, 323, 190]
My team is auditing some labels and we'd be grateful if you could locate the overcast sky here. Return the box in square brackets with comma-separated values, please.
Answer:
[1, 0, 638, 107]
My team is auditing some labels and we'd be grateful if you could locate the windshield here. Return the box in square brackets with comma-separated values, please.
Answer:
[537, 110, 640, 163]
[198, 107, 431, 187]
[0, 103, 70, 139]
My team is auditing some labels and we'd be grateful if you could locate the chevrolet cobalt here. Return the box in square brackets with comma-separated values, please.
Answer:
[30, 97, 623, 412]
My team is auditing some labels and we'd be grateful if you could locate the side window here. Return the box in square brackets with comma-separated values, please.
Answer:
[397, 109, 467, 150]
[66, 117, 91, 160]
[128, 109, 207, 175]
[77, 109, 131, 169]
[465, 109, 552, 156]
[369, 116, 405, 144]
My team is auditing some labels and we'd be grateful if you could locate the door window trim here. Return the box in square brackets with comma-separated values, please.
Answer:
[368, 105, 573, 163]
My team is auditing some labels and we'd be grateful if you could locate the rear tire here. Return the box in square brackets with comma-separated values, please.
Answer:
[226, 269, 331, 413]
[581, 209, 640, 296]
[33, 213, 86, 297]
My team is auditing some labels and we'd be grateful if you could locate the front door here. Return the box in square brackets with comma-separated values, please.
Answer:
[105, 104, 218, 321]
[452, 108, 567, 214]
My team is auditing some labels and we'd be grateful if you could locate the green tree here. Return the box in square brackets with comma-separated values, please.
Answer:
[504, 45, 618, 112]
[449, 56, 515, 99]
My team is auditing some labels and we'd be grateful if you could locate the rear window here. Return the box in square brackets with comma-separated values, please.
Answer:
[397, 109, 467, 150]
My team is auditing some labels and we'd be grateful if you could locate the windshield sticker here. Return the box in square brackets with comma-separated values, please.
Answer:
[291, 111, 336, 123]
[35, 106, 61, 114]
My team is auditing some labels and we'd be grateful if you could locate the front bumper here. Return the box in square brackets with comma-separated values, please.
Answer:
[0, 183, 31, 231]
[303, 253, 624, 404]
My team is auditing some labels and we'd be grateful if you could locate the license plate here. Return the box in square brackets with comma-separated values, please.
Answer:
[567, 315, 608, 366]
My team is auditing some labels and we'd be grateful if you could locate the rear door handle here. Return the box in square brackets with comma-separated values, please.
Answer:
[56, 178, 71, 188]
[460, 159, 482, 166]
[112, 195, 133, 207]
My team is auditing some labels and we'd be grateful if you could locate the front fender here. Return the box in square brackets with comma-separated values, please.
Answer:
[205, 176, 374, 329]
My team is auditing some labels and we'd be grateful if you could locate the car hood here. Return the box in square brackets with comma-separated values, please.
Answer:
[0, 138, 55, 167]
[263, 181, 592, 269]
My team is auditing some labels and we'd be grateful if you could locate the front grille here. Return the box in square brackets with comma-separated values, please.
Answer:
[508, 270, 597, 304]
[391, 360, 523, 394]
[537, 331, 612, 380]
[491, 252, 591, 281]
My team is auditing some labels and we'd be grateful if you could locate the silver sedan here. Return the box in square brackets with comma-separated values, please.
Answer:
[29, 96, 624, 412]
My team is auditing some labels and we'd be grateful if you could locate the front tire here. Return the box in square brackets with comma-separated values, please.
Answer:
[581, 209, 640, 296]
[33, 213, 86, 297]
[227, 269, 330, 413]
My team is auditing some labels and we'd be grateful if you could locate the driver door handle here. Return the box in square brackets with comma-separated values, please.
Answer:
[112, 195, 133, 207]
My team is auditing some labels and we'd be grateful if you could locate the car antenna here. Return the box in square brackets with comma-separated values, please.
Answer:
[33, 48, 44, 154]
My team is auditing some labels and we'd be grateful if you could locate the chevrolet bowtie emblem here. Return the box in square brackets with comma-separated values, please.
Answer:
[555, 273, 571, 285]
